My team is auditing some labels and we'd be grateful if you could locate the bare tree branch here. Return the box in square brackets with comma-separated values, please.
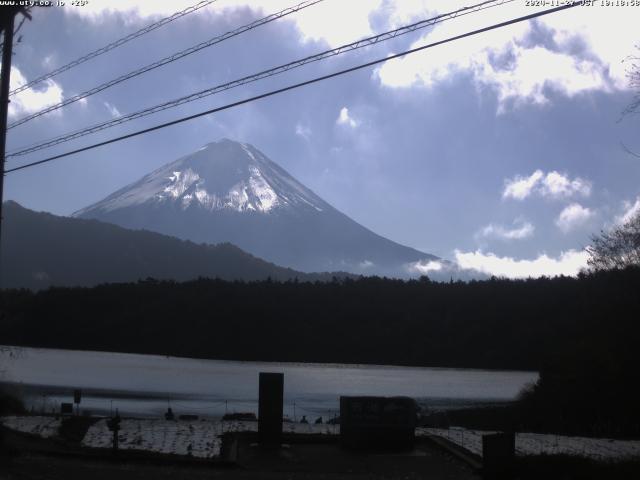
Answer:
[620, 141, 640, 159]
[587, 212, 640, 271]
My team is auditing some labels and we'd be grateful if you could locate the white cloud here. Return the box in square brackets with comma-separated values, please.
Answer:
[65, 0, 381, 47]
[503, 170, 591, 201]
[479, 46, 608, 113]
[477, 220, 534, 241]
[407, 259, 444, 275]
[104, 101, 121, 118]
[540, 171, 591, 199]
[539, 2, 638, 90]
[555, 203, 594, 233]
[6, 66, 64, 119]
[336, 107, 358, 128]
[502, 170, 544, 200]
[295, 123, 311, 140]
[375, 1, 629, 111]
[64, 0, 219, 22]
[455, 249, 589, 279]
[359, 260, 374, 269]
[616, 196, 640, 226]
[280, 0, 381, 47]
[64, 0, 638, 102]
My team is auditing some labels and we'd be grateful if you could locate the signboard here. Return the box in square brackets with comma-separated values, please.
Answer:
[340, 396, 417, 450]
[60, 402, 73, 415]
[73, 389, 82, 404]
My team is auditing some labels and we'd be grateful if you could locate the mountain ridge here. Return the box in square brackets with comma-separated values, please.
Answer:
[0, 201, 352, 290]
[75, 138, 440, 275]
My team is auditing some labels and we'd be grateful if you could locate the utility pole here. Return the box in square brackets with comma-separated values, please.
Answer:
[0, 8, 19, 284]
[0, 7, 30, 283]
[0, 10, 16, 261]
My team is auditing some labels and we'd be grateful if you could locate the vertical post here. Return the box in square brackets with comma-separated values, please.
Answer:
[258, 372, 283, 447]
[0, 12, 15, 278]
[108, 409, 121, 453]
[482, 432, 515, 479]
[73, 388, 82, 416]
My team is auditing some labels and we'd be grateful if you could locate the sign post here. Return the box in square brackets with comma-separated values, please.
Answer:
[258, 372, 283, 447]
[482, 432, 516, 478]
[73, 389, 82, 416]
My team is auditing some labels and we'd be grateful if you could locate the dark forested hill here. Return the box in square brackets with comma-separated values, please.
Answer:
[0, 201, 344, 289]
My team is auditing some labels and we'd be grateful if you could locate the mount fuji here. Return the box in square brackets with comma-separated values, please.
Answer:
[75, 139, 440, 275]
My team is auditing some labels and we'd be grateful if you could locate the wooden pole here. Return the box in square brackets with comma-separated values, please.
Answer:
[0, 11, 16, 284]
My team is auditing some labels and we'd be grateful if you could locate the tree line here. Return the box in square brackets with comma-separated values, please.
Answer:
[1, 268, 638, 371]
[1, 266, 639, 436]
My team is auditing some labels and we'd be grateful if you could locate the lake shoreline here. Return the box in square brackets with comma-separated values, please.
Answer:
[1, 343, 538, 373]
[1, 346, 537, 419]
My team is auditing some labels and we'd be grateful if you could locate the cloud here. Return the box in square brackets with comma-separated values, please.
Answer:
[502, 170, 544, 200]
[555, 203, 594, 233]
[104, 101, 121, 118]
[7, 66, 64, 119]
[540, 171, 591, 199]
[64, 0, 637, 99]
[375, 2, 625, 111]
[295, 123, 311, 141]
[480, 46, 609, 113]
[336, 107, 358, 128]
[359, 260, 374, 269]
[616, 196, 640, 226]
[278, 0, 381, 47]
[455, 249, 589, 279]
[538, 1, 638, 90]
[476, 220, 534, 241]
[407, 259, 444, 275]
[503, 170, 591, 201]
[65, 0, 381, 47]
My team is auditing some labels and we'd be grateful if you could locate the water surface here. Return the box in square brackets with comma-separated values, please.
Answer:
[1, 346, 537, 418]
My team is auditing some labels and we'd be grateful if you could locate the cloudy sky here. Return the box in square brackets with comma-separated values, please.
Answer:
[3, 0, 639, 278]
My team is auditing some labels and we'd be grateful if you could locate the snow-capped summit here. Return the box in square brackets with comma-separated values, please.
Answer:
[75, 139, 325, 216]
[75, 139, 439, 275]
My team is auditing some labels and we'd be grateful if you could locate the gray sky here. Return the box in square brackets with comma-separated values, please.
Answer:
[3, 0, 639, 278]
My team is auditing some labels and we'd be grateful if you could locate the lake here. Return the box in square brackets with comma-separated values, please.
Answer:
[1, 346, 537, 419]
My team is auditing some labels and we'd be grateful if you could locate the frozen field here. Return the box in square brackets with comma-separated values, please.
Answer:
[3, 415, 639, 462]
[81, 418, 338, 458]
[417, 427, 640, 461]
[0, 415, 62, 438]
[0, 346, 537, 418]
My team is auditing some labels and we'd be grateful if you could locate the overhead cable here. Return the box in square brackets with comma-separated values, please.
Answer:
[9, 0, 217, 96]
[5, 3, 580, 175]
[7, 0, 326, 129]
[7, 0, 514, 157]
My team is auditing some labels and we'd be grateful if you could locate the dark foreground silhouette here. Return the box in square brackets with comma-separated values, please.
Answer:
[1, 267, 639, 437]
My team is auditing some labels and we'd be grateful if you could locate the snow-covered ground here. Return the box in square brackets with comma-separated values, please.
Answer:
[0, 415, 62, 438]
[81, 419, 339, 458]
[82, 418, 224, 458]
[417, 427, 640, 461]
[3, 415, 639, 462]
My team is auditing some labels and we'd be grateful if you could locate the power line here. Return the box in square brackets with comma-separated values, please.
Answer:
[6, 0, 510, 154]
[7, 0, 515, 158]
[7, 0, 325, 130]
[8, 0, 216, 97]
[5, 3, 579, 175]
